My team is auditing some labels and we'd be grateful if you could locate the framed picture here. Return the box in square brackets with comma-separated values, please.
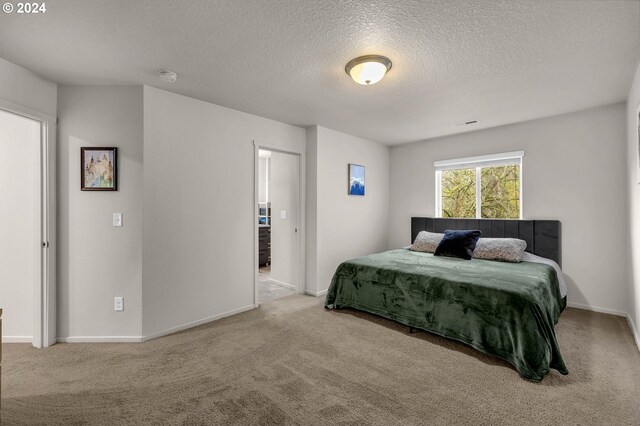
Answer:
[637, 102, 640, 184]
[348, 163, 365, 196]
[81, 147, 118, 191]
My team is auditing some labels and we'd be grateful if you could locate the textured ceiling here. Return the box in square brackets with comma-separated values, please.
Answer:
[1, 0, 639, 145]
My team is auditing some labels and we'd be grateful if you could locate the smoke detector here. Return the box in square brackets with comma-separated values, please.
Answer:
[158, 69, 178, 83]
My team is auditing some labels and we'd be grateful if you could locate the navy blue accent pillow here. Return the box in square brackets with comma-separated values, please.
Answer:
[434, 230, 482, 260]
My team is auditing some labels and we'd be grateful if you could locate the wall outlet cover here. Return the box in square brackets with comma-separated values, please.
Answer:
[114, 296, 124, 311]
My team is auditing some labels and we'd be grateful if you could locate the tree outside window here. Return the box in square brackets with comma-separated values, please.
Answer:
[436, 153, 522, 219]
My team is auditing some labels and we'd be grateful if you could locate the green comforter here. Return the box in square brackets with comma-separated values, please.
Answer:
[324, 249, 568, 381]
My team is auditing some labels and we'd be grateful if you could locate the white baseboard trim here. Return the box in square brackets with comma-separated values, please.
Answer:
[625, 314, 640, 352]
[305, 289, 327, 297]
[141, 304, 256, 342]
[57, 336, 143, 343]
[567, 302, 640, 352]
[566, 301, 627, 317]
[268, 278, 297, 290]
[2, 336, 32, 343]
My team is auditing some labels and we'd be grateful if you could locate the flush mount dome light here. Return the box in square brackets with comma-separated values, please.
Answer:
[158, 69, 178, 83]
[345, 55, 392, 85]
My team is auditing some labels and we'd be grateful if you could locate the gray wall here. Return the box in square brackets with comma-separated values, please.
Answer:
[0, 57, 57, 117]
[389, 103, 629, 314]
[142, 86, 306, 338]
[626, 62, 640, 346]
[305, 127, 318, 294]
[258, 156, 268, 202]
[57, 86, 143, 340]
[306, 125, 390, 295]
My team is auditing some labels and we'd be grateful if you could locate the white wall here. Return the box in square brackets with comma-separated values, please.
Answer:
[390, 103, 628, 314]
[305, 127, 318, 295]
[270, 151, 299, 287]
[142, 86, 305, 338]
[626, 62, 640, 347]
[258, 156, 268, 202]
[0, 57, 57, 117]
[57, 86, 143, 340]
[0, 110, 40, 339]
[306, 126, 390, 295]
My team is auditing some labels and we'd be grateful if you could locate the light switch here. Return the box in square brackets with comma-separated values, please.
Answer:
[280, 210, 287, 219]
[113, 213, 123, 227]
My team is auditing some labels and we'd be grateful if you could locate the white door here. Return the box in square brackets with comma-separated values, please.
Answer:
[0, 108, 40, 343]
[269, 151, 299, 289]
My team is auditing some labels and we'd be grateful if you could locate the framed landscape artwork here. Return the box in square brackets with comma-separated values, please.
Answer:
[81, 147, 118, 191]
[348, 163, 365, 196]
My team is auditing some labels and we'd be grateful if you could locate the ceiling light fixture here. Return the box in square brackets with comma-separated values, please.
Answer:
[345, 55, 392, 85]
[158, 69, 178, 83]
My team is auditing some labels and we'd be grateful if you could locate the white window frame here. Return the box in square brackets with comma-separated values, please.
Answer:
[435, 151, 524, 219]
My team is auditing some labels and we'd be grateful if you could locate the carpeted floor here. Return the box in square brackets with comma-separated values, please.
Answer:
[2, 295, 639, 425]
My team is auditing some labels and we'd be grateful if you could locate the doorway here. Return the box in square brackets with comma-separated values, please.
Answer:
[255, 147, 302, 304]
[0, 102, 56, 348]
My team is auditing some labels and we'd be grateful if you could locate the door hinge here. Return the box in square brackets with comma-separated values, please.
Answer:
[42, 242, 49, 248]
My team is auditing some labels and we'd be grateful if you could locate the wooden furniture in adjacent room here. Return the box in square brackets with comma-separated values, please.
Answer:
[258, 202, 271, 267]
[259, 226, 271, 267]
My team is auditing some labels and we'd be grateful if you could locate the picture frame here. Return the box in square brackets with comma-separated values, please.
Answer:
[81, 147, 118, 191]
[348, 163, 365, 196]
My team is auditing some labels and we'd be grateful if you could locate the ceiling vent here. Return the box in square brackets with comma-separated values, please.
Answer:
[454, 120, 478, 127]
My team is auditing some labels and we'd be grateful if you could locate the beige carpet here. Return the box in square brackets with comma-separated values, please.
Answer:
[2, 295, 639, 425]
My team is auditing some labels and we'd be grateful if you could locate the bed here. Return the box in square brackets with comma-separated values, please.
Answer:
[324, 217, 568, 382]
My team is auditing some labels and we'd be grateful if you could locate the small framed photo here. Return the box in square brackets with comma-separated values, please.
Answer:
[81, 147, 118, 191]
[348, 163, 365, 196]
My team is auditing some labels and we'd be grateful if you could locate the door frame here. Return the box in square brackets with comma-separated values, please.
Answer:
[0, 98, 56, 348]
[253, 141, 305, 307]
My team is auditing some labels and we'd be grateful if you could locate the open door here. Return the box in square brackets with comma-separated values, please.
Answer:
[254, 144, 305, 306]
[0, 102, 56, 348]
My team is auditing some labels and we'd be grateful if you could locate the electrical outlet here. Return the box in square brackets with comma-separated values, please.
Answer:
[114, 297, 124, 311]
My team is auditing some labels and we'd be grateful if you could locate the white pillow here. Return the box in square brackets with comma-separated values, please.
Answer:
[410, 231, 444, 253]
[472, 238, 527, 263]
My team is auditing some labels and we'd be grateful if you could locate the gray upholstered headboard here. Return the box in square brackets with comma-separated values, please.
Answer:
[411, 217, 562, 266]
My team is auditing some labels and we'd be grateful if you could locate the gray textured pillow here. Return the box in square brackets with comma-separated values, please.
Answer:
[410, 231, 444, 253]
[472, 238, 527, 263]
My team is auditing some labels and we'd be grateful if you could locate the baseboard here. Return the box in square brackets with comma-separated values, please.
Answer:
[566, 301, 628, 317]
[141, 304, 256, 342]
[53, 305, 257, 344]
[2, 336, 32, 343]
[567, 302, 640, 352]
[268, 278, 297, 290]
[57, 336, 143, 343]
[626, 314, 640, 352]
[305, 289, 327, 297]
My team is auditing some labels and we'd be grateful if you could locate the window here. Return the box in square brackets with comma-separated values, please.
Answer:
[435, 151, 523, 219]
